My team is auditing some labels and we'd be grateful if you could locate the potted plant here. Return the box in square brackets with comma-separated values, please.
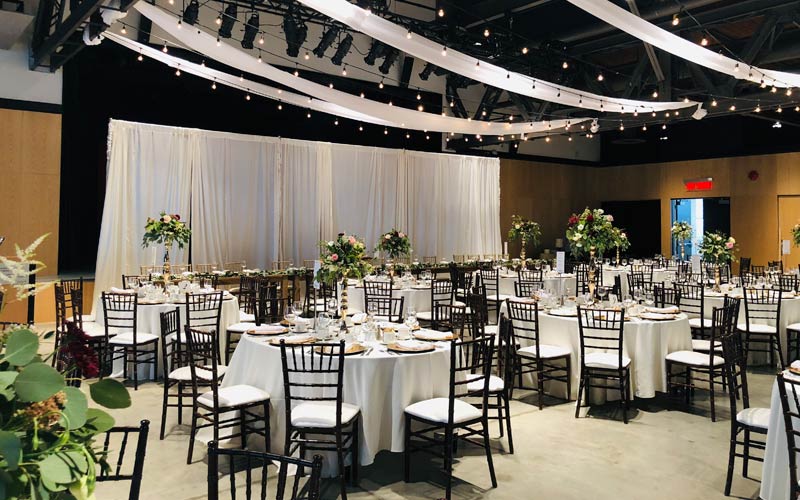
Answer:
[142, 212, 191, 276]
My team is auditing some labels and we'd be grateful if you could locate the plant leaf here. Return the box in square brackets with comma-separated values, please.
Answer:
[0, 431, 21, 471]
[14, 363, 65, 402]
[59, 387, 88, 430]
[0, 372, 18, 389]
[3, 329, 40, 366]
[89, 379, 130, 409]
[38, 451, 88, 491]
[84, 408, 115, 433]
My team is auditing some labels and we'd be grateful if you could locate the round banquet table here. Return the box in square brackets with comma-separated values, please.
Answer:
[500, 300, 693, 398]
[759, 373, 796, 500]
[221, 333, 452, 476]
[496, 271, 577, 297]
[346, 284, 431, 313]
[704, 289, 800, 366]
[97, 293, 240, 379]
[603, 267, 670, 297]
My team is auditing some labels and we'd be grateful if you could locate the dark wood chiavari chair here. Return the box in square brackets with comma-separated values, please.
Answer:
[514, 280, 544, 298]
[403, 335, 497, 500]
[574, 263, 604, 295]
[61, 289, 108, 375]
[769, 273, 799, 293]
[364, 280, 401, 320]
[207, 441, 323, 500]
[95, 420, 150, 500]
[271, 260, 293, 271]
[191, 264, 217, 274]
[122, 274, 150, 289]
[674, 282, 710, 343]
[422, 256, 438, 265]
[102, 292, 158, 390]
[626, 271, 654, 294]
[723, 300, 768, 496]
[740, 287, 784, 369]
[518, 269, 543, 282]
[479, 267, 510, 323]
[575, 307, 630, 423]
[449, 263, 473, 304]
[223, 261, 246, 273]
[666, 305, 732, 421]
[738, 257, 752, 277]
[431, 303, 469, 337]
[200, 274, 219, 290]
[452, 254, 466, 263]
[416, 279, 453, 326]
[749, 265, 767, 277]
[507, 299, 571, 410]
[257, 281, 292, 325]
[185, 326, 270, 464]
[159, 308, 190, 440]
[776, 373, 800, 500]
[184, 291, 224, 360]
[280, 340, 360, 500]
[768, 260, 784, 272]
[235, 275, 260, 322]
[653, 283, 681, 309]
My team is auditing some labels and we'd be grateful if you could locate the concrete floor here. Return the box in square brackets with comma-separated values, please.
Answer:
[90, 365, 774, 500]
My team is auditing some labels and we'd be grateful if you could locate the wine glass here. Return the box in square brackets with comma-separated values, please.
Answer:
[644, 291, 655, 308]
[597, 286, 609, 305]
[284, 302, 297, 325]
[315, 311, 331, 338]
[327, 297, 338, 316]
[633, 287, 644, 304]
[405, 307, 418, 332]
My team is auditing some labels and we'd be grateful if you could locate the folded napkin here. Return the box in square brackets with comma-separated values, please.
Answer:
[415, 330, 452, 340]
[109, 287, 134, 294]
[397, 340, 425, 349]
[351, 313, 367, 323]
[248, 325, 286, 334]
[791, 360, 800, 371]
[645, 306, 680, 314]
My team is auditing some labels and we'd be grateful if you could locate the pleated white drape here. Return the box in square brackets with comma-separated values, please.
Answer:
[94, 120, 501, 312]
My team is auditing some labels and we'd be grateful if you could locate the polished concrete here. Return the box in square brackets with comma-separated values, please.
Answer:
[92, 366, 774, 500]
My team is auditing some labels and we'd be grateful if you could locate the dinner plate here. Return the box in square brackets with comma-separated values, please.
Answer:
[413, 330, 455, 341]
[247, 326, 290, 336]
[269, 335, 315, 345]
[314, 343, 367, 356]
[387, 341, 435, 353]
[639, 312, 677, 321]
[547, 309, 577, 317]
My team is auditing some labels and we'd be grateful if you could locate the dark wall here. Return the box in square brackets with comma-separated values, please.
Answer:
[59, 41, 443, 274]
[600, 200, 662, 258]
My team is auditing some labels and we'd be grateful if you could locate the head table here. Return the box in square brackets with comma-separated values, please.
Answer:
[221, 332, 452, 477]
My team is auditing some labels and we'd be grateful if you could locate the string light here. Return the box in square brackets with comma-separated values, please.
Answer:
[619, 122, 624, 131]
[416, 92, 422, 101]
[441, 46, 447, 57]
[137, 51, 143, 62]
[417, 104, 424, 111]
[307, 111, 312, 118]
[342, 65, 347, 76]
[359, 124, 363, 131]
[360, 91, 365, 98]
[755, 104, 761, 113]
[216, 37, 221, 47]
[672, 14, 679, 26]
[437, 7, 444, 17]
[389, 100, 393, 106]
[483, 28, 490, 37]
[683, 97, 690, 103]
[662, 123, 667, 130]
[258, 53, 262, 63]
[796, 106, 800, 112]
[175, 66, 181, 76]
[216, 13, 222, 25]
[787, 88, 793, 96]
[729, 104, 736, 111]
[568, 136, 573, 142]
[245, 93, 251, 101]
[771, 86, 778, 93]
[259, 34, 264, 45]
[475, 61, 480, 69]
[711, 99, 718, 107]
[406, 29, 412, 39]
[122, 25, 127, 34]
[335, 118, 339, 125]
[239, 74, 244, 82]
[777, 106, 783, 113]
[277, 103, 282, 110]
[642, 124, 647, 131]
[176, 19, 181, 29]
[211, 79, 216, 90]
[700, 36, 708, 46]
[545, 136, 551, 143]
[562, 61, 569, 69]
[521, 47, 529, 55]
[328, 82, 334, 89]
[734, 63, 739, 72]
[405, 132, 411, 139]
[294, 67, 299, 77]
[162, 44, 168, 53]
[304, 51, 310, 60]
[597, 73, 604, 81]
[379, 79, 384, 89]
[426, 135, 430, 140]
[384, 127, 388, 135]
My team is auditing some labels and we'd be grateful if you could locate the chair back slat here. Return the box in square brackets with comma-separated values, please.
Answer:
[185, 291, 224, 333]
[96, 420, 150, 500]
[577, 307, 625, 367]
[742, 287, 782, 327]
[777, 373, 800, 500]
[280, 341, 347, 427]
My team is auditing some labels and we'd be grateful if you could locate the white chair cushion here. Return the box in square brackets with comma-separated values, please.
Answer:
[736, 407, 770, 429]
[518, 344, 571, 359]
[405, 397, 482, 424]
[787, 323, 800, 331]
[416, 311, 433, 321]
[453, 300, 467, 307]
[486, 294, 511, 302]
[108, 332, 158, 345]
[167, 330, 215, 344]
[68, 314, 96, 323]
[688, 317, 713, 329]
[666, 350, 724, 366]
[198, 385, 270, 408]
[82, 322, 109, 338]
[737, 323, 777, 334]
[290, 401, 360, 428]
[584, 352, 631, 369]
[226, 322, 258, 333]
[239, 311, 256, 323]
[466, 374, 504, 393]
[692, 339, 722, 352]
[169, 364, 228, 382]
[484, 325, 498, 335]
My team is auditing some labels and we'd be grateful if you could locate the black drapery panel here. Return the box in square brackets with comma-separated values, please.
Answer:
[600, 200, 662, 258]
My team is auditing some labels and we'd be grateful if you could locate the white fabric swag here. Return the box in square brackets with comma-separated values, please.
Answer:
[93, 120, 501, 313]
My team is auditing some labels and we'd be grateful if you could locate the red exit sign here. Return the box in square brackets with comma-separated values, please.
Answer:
[684, 177, 713, 191]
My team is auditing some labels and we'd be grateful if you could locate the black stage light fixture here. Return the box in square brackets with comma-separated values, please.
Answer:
[379, 48, 399, 74]
[87, 10, 108, 41]
[313, 25, 339, 57]
[331, 33, 353, 65]
[182, 0, 199, 25]
[218, 3, 237, 39]
[241, 13, 259, 49]
[283, 12, 308, 57]
[419, 62, 436, 80]
[364, 39, 387, 65]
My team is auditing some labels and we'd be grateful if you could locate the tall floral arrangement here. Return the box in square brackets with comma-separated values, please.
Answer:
[315, 233, 374, 286]
[141, 212, 191, 249]
[671, 221, 693, 242]
[699, 231, 737, 265]
[612, 227, 631, 251]
[565, 208, 617, 258]
[0, 236, 131, 500]
[375, 229, 411, 259]
[508, 215, 541, 261]
[792, 223, 800, 247]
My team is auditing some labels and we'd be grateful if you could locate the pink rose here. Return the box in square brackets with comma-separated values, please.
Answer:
[348, 236, 356, 244]
[398, 232, 405, 238]
[725, 242, 734, 249]
[331, 253, 339, 262]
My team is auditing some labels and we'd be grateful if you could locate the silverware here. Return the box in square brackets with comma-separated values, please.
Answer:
[362, 347, 373, 357]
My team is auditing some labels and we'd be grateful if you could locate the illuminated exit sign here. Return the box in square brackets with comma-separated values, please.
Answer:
[684, 177, 713, 191]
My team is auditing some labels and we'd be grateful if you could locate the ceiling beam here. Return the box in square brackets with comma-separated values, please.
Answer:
[445, 78, 469, 119]
[624, 0, 664, 82]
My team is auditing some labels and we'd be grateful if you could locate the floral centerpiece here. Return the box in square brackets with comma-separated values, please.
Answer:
[316, 233, 373, 319]
[0, 236, 131, 500]
[699, 231, 737, 291]
[671, 221, 693, 261]
[376, 229, 411, 260]
[508, 215, 541, 262]
[566, 208, 617, 297]
[792, 222, 800, 247]
[142, 212, 191, 276]
[611, 227, 631, 265]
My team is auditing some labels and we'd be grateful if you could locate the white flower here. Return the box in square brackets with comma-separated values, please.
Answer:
[163, 215, 172, 223]
[515, 224, 521, 229]
[327, 241, 334, 247]
[577, 224, 584, 230]
[606, 215, 614, 222]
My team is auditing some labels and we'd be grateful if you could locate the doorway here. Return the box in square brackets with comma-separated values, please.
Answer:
[671, 197, 731, 257]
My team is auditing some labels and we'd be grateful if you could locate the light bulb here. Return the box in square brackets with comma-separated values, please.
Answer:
[137, 53, 143, 62]
[359, 125, 363, 131]
[711, 99, 718, 107]
[662, 123, 667, 130]
[360, 91, 365, 98]
[307, 111, 312, 118]
[652, 90, 659, 98]
[729, 104, 736, 111]
[545, 136, 551, 143]
[672, 14, 679, 26]
[796, 106, 800, 112]
[441, 46, 447, 56]
[484, 28, 490, 37]
[438, 7, 444, 17]
[406, 30, 412, 39]
[684, 97, 689, 103]
[619, 123, 624, 131]
[384, 128, 388, 135]
[417, 92, 422, 100]
[642, 125, 647, 131]
[417, 104, 424, 111]
[294, 69, 299, 77]
[568, 136, 573, 142]
[328, 83, 333, 89]
[379, 80, 384, 89]
[259, 35, 264, 45]
[777, 106, 783, 113]
[521, 47, 528, 55]
[771, 86, 778, 93]
[162, 44, 168, 53]
[246, 94, 251, 101]
[787, 88, 793, 96]
[122, 25, 127, 34]
[597, 73, 604, 81]
[175, 67, 180, 76]
[216, 14, 222, 25]
[304, 51, 310, 60]
[258, 54, 262, 63]
[701, 37, 708, 46]
[277, 103, 282, 110]
[755, 105, 761, 113]
[389, 101, 393, 106]
[734, 63, 739, 72]
[406, 132, 410, 139]
[216, 38, 221, 47]
[426, 135, 430, 140]
[342, 66, 347, 76]
[335, 118, 339, 125]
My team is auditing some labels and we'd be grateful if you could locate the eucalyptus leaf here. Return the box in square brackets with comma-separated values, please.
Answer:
[60, 387, 88, 430]
[0, 372, 18, 389]
[14, 363, 64, 402]
[89, 379, 131, 409]
[84, 408, 115, 433]
[0, 431, 21, 471]
[3, 329, 40, 366]
[38, 451, 88, 490]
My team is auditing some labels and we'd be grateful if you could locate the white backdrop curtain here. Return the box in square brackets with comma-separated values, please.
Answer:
[94, 120, 501, 312]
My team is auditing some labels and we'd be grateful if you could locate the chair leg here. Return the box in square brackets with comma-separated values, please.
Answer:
[160, 380, 170, 440]
[187, 405, 198, 464]
[132, 348, 139, 391]
[444, 424, 454, 500]
[263, 401, 271, 454]
[336, 431, 348, 500]
[724, 425, 737, 496]
[620, 371, 628, 425]
[496, 394, 504, 437]
[482, 419, 498, 488]
[574, 370, 585, 419]
[537, 359, 544, 411]
[351, 418, 360, 486]
[240, 408, 248, 449]
[775, 335, 786, 370]
[177, 382, 184, 425]
[225, 331, 232, 365]
[565, 356, 572, 401]
[504, 393, 514, 454]
[743, 428, 750, 478]
[403, 416, 411, 482]
[710, 370, 716, 423]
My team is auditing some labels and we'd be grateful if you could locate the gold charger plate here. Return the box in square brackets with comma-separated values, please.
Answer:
[280, 319, 295, 327]
[269, 335, 315, 346]
[387, 342, 435, 353]
[413, 331, 455, 341]
[789, 366, 800, 376]
[138, 299, 166, 305]
[247, 327, 290, 336]
[314, 343, 368, 356]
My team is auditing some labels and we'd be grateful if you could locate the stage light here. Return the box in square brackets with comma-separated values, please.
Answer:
[379, 48, 399, 74]
[364, 39, 387, 65]
[331, 34, 353, 66]
[182, 0, 199, 25]
[218, 4, 237, 39]
[283, 11, 307, 57]
[313, 26, 339, 57]
[419, 62, 436, 80]
[241, 13, 259, 49]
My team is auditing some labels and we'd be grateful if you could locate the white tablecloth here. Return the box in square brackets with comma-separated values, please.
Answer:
[501, 302, 692, 398]
[222, 334, 452, 476]
[99, 296, 239, 379]
[497, 272, 577, 297]
[346, 286, 431, 313]
[760, 376, 794, 500]
[603, 267, 670, 297]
